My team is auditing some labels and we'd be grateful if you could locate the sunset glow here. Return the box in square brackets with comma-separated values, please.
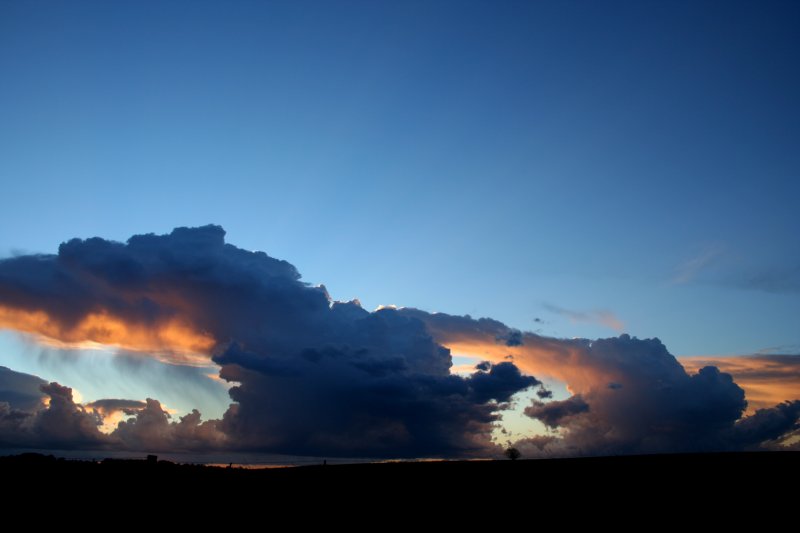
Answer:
[0, 305, 214, 365]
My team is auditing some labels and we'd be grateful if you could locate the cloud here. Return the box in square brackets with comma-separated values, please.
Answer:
[111, 399, 226, 452]
[0, 228, 231, 364]
[513, 435, 558, 456]
[732, 400, 800, 449]
[0, 369, 224, 451]
[399, 308, 599, 389]
[542, 303, 624, 332]
[401, 310, 800, 455]
[681, 354, 800, 413]
[671, 244, 724, 285]
[0, 381, 106, 449]
[0, 365, 46, 411]
[496, 329, 523, 346]
[524, 364, 749, 454]
[84, 398, 147, 433]
[0, 225, 319, 365]
[0, 227, 540, 457]
[469, 362, 540, 404]
[525, 396, 589, 429]
[0, 225, 796, 458]
[215, 329, 539, 457]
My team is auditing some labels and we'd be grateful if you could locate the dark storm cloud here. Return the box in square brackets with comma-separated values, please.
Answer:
[216, 332, 538, 457]
[1, 225, 797, 457]
[0, 226, 539, 456]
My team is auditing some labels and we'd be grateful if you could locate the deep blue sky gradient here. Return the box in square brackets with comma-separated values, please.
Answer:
[1, 1, 798, 366]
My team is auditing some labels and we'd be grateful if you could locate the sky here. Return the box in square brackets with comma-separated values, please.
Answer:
[0, 1, 798, 459]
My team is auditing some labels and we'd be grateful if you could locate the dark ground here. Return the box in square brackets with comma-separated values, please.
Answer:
[1, 451, 796, 509]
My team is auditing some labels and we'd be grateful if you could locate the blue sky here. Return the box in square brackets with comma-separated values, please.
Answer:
[1, 0, 798, 392]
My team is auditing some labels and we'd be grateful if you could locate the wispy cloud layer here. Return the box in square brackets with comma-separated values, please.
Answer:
[671, 245, 724, 285]
[543, 303, 624, 332]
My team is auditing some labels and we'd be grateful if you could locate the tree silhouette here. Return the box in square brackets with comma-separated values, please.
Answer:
[504, 447, 521, 461]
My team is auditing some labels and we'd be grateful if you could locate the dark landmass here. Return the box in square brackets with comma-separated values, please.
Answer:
[2, 451, 796, 508]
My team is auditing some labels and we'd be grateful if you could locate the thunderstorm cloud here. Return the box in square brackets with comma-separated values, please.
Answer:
[0, 226, 797, 457]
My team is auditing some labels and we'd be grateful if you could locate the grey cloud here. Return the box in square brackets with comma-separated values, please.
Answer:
[536, 388, 553, 399]
[0, 382, 106, 450]
[111, 399, 225, 452]
[496, 330, 523, 347]
[525, 396, 589, 429]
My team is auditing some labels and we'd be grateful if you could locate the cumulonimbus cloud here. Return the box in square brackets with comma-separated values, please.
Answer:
[0, 225, 797, 457]
[0, 226, 542, 456]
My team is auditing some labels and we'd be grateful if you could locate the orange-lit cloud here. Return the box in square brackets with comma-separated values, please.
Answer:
[425, 320, 605, 395]
[446, 339, 588, 390]
[439, 323, 800, 415]
[434, 306, 799, 419]
[414, 310, 798, 418]
[681, 355, 800, 414]
[411, 310, 789, 454]
[0, 305, 215, 365]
